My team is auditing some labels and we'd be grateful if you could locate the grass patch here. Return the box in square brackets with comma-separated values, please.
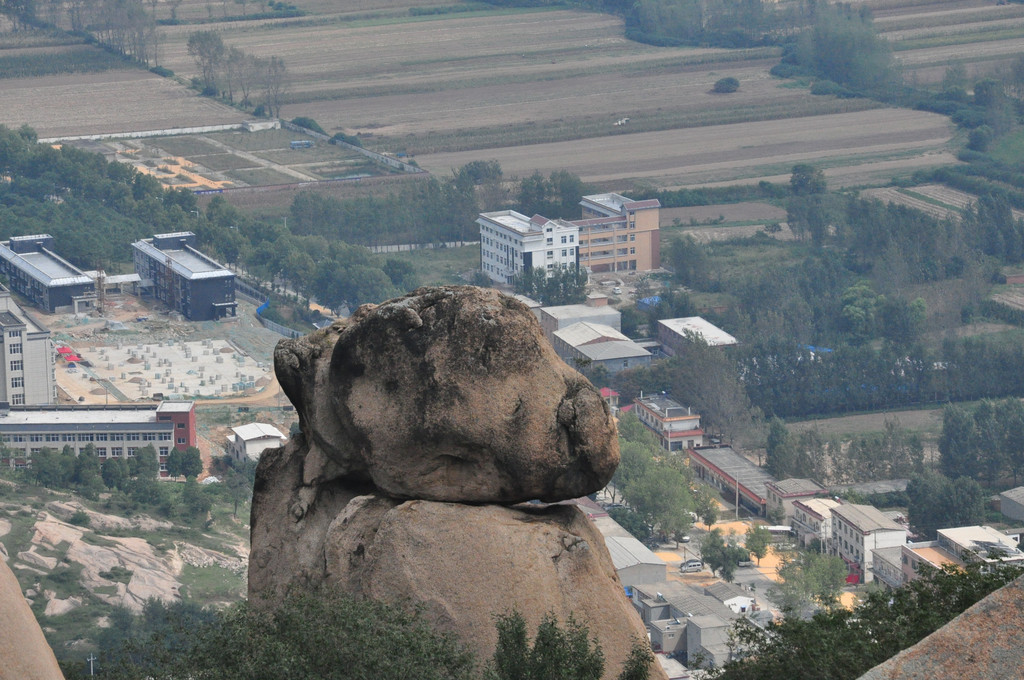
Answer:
[385, 244, 479, 287]
[149, 135, 220, 157]
[894, 26, 1024, 51]
[899, 188, 959, 210]
[227, 167, 303, 186]
[178, 563, 246, 603]
[0, 44, 139, 78]
[192, 153, 259, 172]
[985, 129, 1024, 166]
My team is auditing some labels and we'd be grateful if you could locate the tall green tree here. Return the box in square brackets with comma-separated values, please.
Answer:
[745, 525, 771, 565]
[768, 552, 848, 614]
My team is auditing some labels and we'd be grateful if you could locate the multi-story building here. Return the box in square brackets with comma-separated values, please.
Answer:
[477, 193, 662, 283]
[0, 401, 196, 477]
[0, 286, 55, 405]
[0, 235, 96, 313]
[936, 525, 1024, 567]
[634, 394, 705, 451]
[477, 212, 579, 284]
[830, 503, 906, 584]
[132, 232, 236, 321]
[791, 497, 840, 548]
[577, 193, 661, 274]
[766, 478, 827, 523]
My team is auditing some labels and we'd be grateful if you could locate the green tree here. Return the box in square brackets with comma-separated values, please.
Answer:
[719, 562, 1024, 680]
[768, 552, 847, 614]
[181, 446, 204, 479]
[187, 30, 225, 93]
[102, 586, 477, 680]
[765, 417, 795, 479]
[693, 484, 720, 530]
[609, 507, 652, 542]
[906, 471, 984, 540]
[790, 164, 826, 196]
[486, 610, 653, 680]
[745, 524, 771, 565]
[181, 476, 212, 520]
[622, 463, 693, 542]
[700, 529, 749, 582]
[102, 456, 130, 490]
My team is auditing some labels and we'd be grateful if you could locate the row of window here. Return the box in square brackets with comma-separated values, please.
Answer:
[23, 445, 178, 457]
[6, 431, 173, 443]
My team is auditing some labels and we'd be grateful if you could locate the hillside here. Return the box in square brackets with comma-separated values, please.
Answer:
[0, 475, 250, 661]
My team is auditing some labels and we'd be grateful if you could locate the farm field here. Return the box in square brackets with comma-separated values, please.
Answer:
[0, 70, 245, 139]
[66, 128, 398, 191]
[861, 183, 1024, 221]
[412, 108, 955, 189]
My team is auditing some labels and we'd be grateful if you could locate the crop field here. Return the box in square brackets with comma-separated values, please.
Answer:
[67, 129, 396, 191]
[861, 183, 1024, 221]
[412, 108, 955, 189]
[0, 70, 245, 139]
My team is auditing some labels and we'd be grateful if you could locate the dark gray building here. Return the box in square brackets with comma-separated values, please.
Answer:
[0, 235, 96, 313]
[132, 232, 236, 321]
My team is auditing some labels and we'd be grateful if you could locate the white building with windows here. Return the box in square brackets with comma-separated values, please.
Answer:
[830, 503, 906, 584]
[226, 423, 287, 464]
[477, 211, 579, 284]
[0, 286, 55, 405]
[0, 401, 196, 477]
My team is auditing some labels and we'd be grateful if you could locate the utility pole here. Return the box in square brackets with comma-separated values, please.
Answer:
[87, 653, 97, 676]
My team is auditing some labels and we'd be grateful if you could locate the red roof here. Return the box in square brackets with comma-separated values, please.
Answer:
[64, 354, 82, 362]
[57, 346, 74, 354]
[619, 404, 634, 413]
[665, 429, 704, 439]
[600, 387, 620, 398]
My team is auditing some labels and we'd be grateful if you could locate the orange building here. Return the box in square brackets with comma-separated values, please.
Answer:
[577, 193, 661, 274]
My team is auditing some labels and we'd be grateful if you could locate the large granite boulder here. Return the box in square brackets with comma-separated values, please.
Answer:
[0, 557, 64, 680]
[273, 286, 618, 504]
[252, 286, 660, 679]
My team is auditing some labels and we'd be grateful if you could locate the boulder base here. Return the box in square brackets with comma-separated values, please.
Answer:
[0, 557, 64, 680]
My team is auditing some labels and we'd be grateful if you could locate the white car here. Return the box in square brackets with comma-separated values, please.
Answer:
[680, 559, 704, 573]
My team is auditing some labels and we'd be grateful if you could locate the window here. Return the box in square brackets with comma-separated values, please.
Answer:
[143, 433, 157, 441]
[30, 448, 41, 455]
[8, 343, 21, 354]
[569, 248, 574, 255]
[630, 247, 636, 254]
[127, 447, 137, 457]
[177, 437, 186, 445]
[629, 234, 635, 241]
[78, 433, 94, 442]
[111, 433, 124, 441]
[569, 235, 575, 243]
[561, 236, 567, 244]
[111, 447, 123, 457]
[96, 448, 107, 457]
[29, 434, 41, 442]
[96, 433, 108, 441]
[159, 463, 168, 472]
[11, 377, 23, 389]
[562, 249, 567, 257]
[45, 434, 59, 442]
[7, 330, 19, 338]
[176, 423, 185, 429]
[546, 238, 553, 246]
[9, 360, 22, 372]
[126, 433, 140, 441]
[159, 447, 169, 456]
[159, 433, 172, 441]
[11, 435, 24, 442]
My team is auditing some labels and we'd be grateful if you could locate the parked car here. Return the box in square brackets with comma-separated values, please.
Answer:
[738, 555, 755, 567]
[613, 286, 622, 295]
[680, 535, 691, 543]
[680, 559, 704, 573]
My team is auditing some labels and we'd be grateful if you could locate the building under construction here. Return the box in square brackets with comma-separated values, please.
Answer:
[0, 234, 96, 313]
[132, 232, 236, 321]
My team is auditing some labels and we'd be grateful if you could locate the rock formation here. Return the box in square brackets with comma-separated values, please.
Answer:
[251, 286, 663, 679]
[0, 556, 65, 680]
[858, 573, 1024, 680]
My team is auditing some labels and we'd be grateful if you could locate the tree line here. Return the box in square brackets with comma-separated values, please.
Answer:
[186, 30, 287, 115]
[83, 586, 654, 679]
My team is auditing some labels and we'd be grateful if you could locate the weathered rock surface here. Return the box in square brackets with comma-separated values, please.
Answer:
[253, 286, 659, 679]
[0, 556, 64, 680]
[274, 286, 619, 504]
[858, 573, 1024, 680]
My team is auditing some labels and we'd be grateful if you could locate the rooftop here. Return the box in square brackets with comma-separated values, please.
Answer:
[938, 525, 1024, 560]
[540, 304, 620, 321]
[133, 237, 233, 281]
[0, 240, 92, 287]
[658, 317, 738, 347]
[577, 340, 650, 362]
[0, 403, 189, 427]
[604, 536, 665, 571]
[688, 446, 775, 502]
[704, 581, 751, 603]
[833, 504, 905, 534]
[906, 542, 963, 569]
[767, 478, 826, 497]
[635, 394, 692, 417]
[579, 193, 661, 216]
[553, 321, 628, 347]
[1001, 486, 1024, 504]
[793, 497, 841, 519]
[633, 582, 736, 620]
[231, 422, 286, 441]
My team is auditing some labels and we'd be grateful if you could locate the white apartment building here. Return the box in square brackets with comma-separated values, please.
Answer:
[831, 503, 906, 584]
[477, 211, 579, 284]
[226, 423, 287, 464]
[792, 497, 840, 548]
[0, 287, 55, 405]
